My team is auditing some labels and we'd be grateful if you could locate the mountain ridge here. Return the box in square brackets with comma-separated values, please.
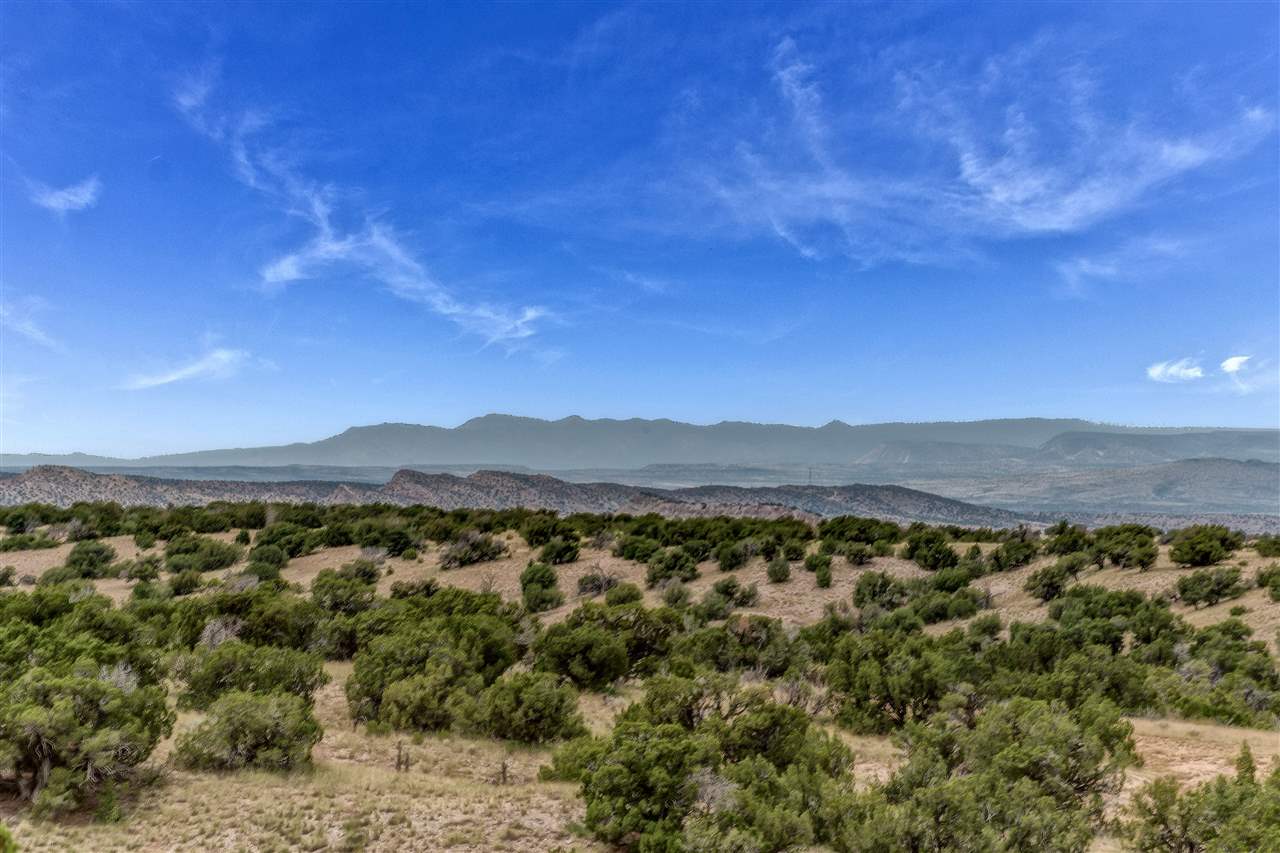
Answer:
[0, 465, 1030, 527]
[5, 415, 1277, 469]
[2, 464, 1277, 533]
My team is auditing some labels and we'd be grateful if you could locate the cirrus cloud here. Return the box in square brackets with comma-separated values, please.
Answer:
[122, 348, 249, 390]
[174, 66, 548, 349]
[1146, 358, 1203, 383]
[27, 175, 102, 214]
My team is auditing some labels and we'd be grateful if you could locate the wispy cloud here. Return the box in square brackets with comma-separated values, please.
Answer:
[122, 348, 248, 390]
[174, 67, 548, 348]
[27, 175, 102, 214]
[1145, 353, 1275, 393]
[892, 40, 1272, 238]
[1053, 235, 1187, 297]
[1146, 358, 1203, 383]
[0, 299, 63, 352]
[1218, 354, 1276, 395]
[676, 33, 1273, 267]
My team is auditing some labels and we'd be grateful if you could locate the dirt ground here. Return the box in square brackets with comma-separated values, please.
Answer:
[4, 535, 1278, 850]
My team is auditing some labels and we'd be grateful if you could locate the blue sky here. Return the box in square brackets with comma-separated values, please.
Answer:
[2, 1, 1277, 456]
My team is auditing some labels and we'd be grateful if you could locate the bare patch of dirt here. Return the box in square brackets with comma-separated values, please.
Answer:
[2, 534, 143, 579]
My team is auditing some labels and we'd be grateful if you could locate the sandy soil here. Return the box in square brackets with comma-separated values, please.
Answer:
[1, 534, 145, 578]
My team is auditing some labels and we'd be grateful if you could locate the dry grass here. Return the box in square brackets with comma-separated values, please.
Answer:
[3, 659, 602, 852]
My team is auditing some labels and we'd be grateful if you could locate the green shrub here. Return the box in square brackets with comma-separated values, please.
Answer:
[379, 668, 482, 731]
[173, 691, 321, 772]
[859, 697, 1137, 850]
[472, 671, 587, 743]
[901, 529, 958, 571]
[346, 618, 517, 724]
[844, 542, 872, 565]
[988, 535, 1039, 572]
[243, 561, 282, 582]
[577, 571, 618, 597]
[680, 539, 714, 562]
[1122, 745, 1279, 852]
[1092, 524, 1158, 570]
[605, 582, 643, 607]
[853, 571, 906, 610]
[248, 543, 288, 568]
[311, 569, 376, 615]
[1044, 520, 1091, 556]
[646, 547, 699, 588]
[123, 554, 163, 582]
[36, 565, 85, 585]
[0, 588, 175, 815]
[567, 679, 856, 852]
[766, 554, 791, 583]
[1024, 555, 1087, 603]
[389, 577, 440, 599]
[133, 530, 157, 550]
[534, 623, 628, 690]
[815, 562, 832, 588]
[614, 535, 661, 563]
[716, 540, 749, 572]
[521, 561, 564, 612]
[1258, 563, 1280, 602]
[234, 529, 251, 546]
[1254, 536, 1280, 558]
[931, 565, 974, 593]
[169, 569, 203, 596]
[712, 576, 758, 607]
[0, 532, 60, 552]
[695, 589, 733, 622]
[818, 516, 902, 544]
[521, 515, 577, 548]
[579, 721, 716, 847]
[175, 640, 329, 709]
[1176, 567, 1245, 608]
[782, 539, 806, 561]
[439, 530, 507, 569]
[165, 535, 241, 574]
[65, 539, 117, 578]
[662, 582, 691, 608]
[804, 553, 831, 574]
[1170, 525, 1244, 567]
[539, 536, 580, 565]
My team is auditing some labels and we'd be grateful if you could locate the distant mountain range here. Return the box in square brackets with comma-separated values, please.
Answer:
[3, 416, 1276, 518]
[4, 465, 1276, 533]
[0, 466, 1030, 528]
[5, 415, 1277, 469]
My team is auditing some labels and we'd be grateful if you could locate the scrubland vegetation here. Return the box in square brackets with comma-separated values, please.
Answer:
[0, 500, 1277, 850]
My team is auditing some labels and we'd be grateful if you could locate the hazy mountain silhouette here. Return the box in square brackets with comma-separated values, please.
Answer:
[4, 415, 1276, 469]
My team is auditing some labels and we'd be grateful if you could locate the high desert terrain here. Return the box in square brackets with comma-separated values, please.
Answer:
[1, 500, 1277, 852]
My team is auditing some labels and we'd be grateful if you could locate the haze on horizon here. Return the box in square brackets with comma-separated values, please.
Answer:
[2, 2, 1278, 458]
